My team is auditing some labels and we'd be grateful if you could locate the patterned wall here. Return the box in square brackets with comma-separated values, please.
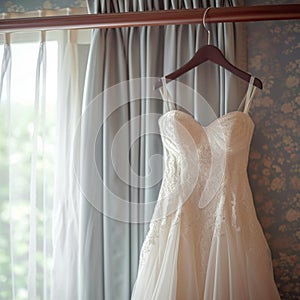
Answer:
[246, 2, 300, 299]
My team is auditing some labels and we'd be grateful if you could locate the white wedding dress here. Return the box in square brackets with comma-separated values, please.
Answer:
[131, 77, 281, 300]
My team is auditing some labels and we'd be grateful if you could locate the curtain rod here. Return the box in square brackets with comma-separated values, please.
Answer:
[0, 4, 299, 32]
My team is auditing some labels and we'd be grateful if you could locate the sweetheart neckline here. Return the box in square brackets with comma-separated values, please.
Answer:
[159, 110, 254, 129]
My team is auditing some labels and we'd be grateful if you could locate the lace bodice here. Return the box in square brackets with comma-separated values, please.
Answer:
[144, 109, 257, 259]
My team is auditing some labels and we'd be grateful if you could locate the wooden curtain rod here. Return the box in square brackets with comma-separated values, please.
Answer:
[0, 4, 299, 32]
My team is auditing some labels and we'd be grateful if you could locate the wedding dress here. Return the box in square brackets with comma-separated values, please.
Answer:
[131, 77, 280, 300]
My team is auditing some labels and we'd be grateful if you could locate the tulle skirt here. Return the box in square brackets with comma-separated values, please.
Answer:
[131, 210, 280, 300]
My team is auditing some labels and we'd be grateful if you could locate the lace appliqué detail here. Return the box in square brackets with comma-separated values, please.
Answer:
[138, 209, 181, 267]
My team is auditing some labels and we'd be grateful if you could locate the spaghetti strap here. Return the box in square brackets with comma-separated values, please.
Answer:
[237, 94, 247, 112]
[159, 77, 175, 112]
[244, 76, 257, 113]
[238, 76, 257, 113]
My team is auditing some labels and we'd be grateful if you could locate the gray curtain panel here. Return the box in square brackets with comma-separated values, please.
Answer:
[79, 1, 246, 299]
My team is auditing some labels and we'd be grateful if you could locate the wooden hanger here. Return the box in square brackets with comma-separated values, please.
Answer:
[155, 7, 263, 90]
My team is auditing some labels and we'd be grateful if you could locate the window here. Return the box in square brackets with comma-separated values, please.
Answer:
[0, 40, 57, 300]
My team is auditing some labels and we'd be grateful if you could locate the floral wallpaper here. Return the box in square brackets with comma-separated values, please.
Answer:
[0, 0, 86, 12]
[246, 2, 300, 299]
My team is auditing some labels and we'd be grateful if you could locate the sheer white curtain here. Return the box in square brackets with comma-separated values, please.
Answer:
[0, 31, 53, 300]
[51, 29, 89, 300]
[0, 9, 89, 300]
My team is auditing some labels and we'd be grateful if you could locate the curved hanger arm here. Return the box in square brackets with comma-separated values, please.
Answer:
[155, 45, 263, 90]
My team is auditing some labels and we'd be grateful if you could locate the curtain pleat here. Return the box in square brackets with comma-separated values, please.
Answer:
[0, 41, 11, 105]
[79, 0, 246, 299]
[28, 39, 47, 300]
[0, 35, 14, 300]
[51, 31, 84, 300]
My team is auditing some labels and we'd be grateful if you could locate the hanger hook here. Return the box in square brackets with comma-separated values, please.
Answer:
[203, 7, 212, 45]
